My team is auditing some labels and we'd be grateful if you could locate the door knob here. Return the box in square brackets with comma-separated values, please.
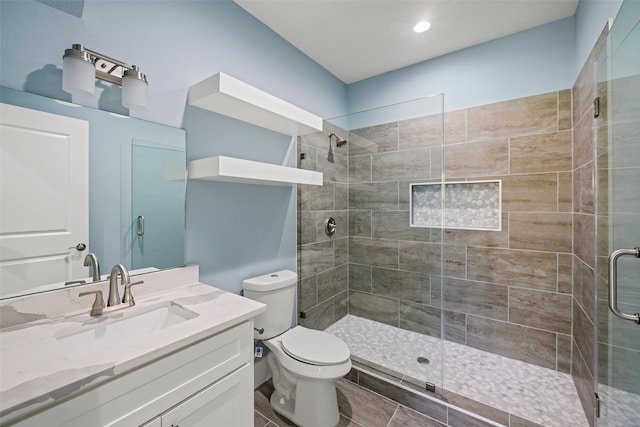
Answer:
[70, 243, 87, 251]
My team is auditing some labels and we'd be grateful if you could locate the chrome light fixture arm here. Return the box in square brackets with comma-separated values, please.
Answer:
[62, 44, 148, 109]
[63, 44, 147, 86]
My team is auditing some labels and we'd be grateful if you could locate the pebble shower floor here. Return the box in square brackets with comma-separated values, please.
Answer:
[327, 315, 590, 427]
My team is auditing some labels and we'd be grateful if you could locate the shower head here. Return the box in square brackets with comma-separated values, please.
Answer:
[328, 132, 347, 147]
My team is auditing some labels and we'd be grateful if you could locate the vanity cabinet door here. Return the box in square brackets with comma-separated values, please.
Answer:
[161, 364, 253, 427]
[140, 416, 161, 427]
[6, 322, 253, 427]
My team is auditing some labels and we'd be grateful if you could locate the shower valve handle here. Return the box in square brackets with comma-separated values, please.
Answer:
[325, 217, 337, 236]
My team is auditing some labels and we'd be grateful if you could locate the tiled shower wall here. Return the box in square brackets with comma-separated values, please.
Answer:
[346, 115, 444, 338]
[299, 93, 576, 375]
[297, 125, 349, 330]
[337, 93, 575, 374]
[434, 92, 575, 373]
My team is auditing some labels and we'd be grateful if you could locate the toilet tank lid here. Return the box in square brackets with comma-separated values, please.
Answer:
[242, 270, 297, 291]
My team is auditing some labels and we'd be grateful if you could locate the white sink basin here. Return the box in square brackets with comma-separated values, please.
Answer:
[57, 302, 198, 358]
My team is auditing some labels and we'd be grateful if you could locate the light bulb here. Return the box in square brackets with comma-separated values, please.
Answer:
[413, 21, 431, 33]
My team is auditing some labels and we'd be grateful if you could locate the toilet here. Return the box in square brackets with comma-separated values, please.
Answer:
[243, 270, 351, 427]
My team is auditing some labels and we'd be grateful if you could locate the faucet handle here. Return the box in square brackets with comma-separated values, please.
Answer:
[79, 290, 105, 316]
[122, 280, 144, 305]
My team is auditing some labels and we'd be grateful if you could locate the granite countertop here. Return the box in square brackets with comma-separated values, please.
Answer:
[0, 266, 265, 424]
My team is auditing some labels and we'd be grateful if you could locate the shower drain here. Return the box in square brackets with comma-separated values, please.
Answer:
[416, 356, 430, 365]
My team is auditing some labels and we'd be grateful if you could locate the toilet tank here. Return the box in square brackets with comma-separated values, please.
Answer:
[242, 270, 297, 340]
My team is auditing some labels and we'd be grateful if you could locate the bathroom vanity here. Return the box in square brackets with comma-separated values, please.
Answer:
[0, 266, 265, 427]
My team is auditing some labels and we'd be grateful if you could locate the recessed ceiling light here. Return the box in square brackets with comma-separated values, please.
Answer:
[413, 21, 431, 33]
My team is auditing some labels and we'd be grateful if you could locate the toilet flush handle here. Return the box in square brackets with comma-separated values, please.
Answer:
[254, 327, 264, 335]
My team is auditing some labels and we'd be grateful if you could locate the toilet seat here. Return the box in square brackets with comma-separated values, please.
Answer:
[280, 326, 350, 366]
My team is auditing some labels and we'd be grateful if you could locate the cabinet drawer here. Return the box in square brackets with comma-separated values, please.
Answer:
[160, 364, 253, 427]
[10, 321, 253, 427]
[140, 417, 161, 427]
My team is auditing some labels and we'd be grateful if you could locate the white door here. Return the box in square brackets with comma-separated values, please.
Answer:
[0, 103, 89, 297]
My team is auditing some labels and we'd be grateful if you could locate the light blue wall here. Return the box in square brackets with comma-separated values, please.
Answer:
[347, 17, 576, 113]
[608, 0, 640, 79]
[182, 104, 298, 290]
[0, 0, 347, 125]
[346, 0, 624, 114]
[0, 0, 346, 294]
[0, 0, 624, 294]
[575, 0, 624, 76]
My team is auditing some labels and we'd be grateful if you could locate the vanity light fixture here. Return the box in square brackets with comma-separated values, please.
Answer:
[413, 21, 431, 33]
[62, 44, 148, 110]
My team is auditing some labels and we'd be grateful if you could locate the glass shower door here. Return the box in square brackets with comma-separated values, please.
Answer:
[314, 94, 445, 393]
[595, 1, 640, 425]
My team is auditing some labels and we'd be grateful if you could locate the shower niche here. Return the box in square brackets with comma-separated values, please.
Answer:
[410, 180, 502, 231]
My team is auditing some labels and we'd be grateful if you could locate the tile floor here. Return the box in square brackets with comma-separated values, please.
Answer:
[254, 379, 456, 427]
[254, 316, 640, 426]
[326, 315, 588, 427]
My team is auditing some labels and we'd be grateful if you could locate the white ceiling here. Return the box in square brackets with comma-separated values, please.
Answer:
[234, 0, 579, 84]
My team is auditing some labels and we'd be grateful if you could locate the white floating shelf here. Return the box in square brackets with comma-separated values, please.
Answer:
[188, 72, 323, 137]
[189, 156, 323, 186]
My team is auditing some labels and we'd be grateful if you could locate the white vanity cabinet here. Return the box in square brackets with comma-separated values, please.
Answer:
[141, 364, 252, 427]
[10, 321, 254, 427]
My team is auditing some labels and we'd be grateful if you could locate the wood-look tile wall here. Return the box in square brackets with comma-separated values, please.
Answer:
[439, 91, 574, 373]
[300, 91, 578, 375]
[342, 91, 575, 373]
[297, 124, 350, 330]
[346, 112, 444, 344]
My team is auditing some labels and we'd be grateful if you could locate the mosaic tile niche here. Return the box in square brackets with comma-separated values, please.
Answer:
[410, 180, 502, 230]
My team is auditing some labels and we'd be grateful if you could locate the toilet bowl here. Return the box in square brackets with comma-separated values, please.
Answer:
[242, 270, 351, 427]
[265, 326, 351, 427]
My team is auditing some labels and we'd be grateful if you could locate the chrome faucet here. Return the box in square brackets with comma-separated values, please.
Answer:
[83, 253, 101, 282]
[79, 263, 143, 316]
[107, 264, 130, 307]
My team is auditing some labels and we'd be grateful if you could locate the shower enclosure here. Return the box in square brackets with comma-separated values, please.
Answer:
[296, 3, 638, 426]
[297, 95, 445, 392]
[595, 1, 640, 424]
[298, 85, 590, 426]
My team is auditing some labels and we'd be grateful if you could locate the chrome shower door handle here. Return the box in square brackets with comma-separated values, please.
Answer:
[607, 247, 640, 324]
[137, 215, 144, 236]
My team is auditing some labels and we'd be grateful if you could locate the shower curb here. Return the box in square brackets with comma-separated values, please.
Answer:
[346, 362, 546, 427]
